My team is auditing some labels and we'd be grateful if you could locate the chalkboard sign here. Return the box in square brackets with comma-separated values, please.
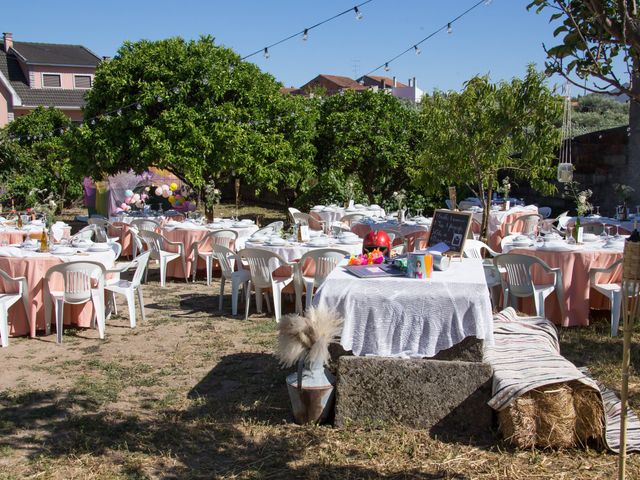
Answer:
[427, 209, 473, 256]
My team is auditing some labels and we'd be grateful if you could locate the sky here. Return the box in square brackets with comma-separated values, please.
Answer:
[2, 0, 627, 94]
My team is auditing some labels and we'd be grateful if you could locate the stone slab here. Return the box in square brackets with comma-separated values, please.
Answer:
[335, 356, 493, 442]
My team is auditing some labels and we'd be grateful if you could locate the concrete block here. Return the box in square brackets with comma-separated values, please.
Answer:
[335, 356, 493, 442]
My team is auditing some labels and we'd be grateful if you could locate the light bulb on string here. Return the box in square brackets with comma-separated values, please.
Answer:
[263, 47, 270, 59]
[136, 103, 142, 110]
[384, 62, 390, 72]
[157, 96, 163, 103]
[414, 45, 421, 55]
[447, 23, 452, 34]
[302, 28, 309, 41]
[354, 6, 363, 20]
[90, 119, 96, 125]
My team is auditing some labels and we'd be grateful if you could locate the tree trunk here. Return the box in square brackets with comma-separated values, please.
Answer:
[482, 186, 492, 244]
[628, 59, 640, 210]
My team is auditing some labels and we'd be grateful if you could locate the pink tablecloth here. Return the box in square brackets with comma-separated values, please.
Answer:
[0, 254, 112, 337]
[0, 230, 27, 245]
[473, 207, 539, 251]
[163, 228, 207, 279]
[509, 247, 623, 327]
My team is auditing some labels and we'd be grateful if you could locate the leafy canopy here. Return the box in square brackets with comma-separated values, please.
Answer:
[412, 66, 562, 235]
[71, 36, 317, 194]
[0, 107, 81, 208]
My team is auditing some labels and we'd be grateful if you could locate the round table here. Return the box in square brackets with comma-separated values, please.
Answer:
[504, 239, 623, 327]
[310, 205, 386, 225]
[244, 239, 363, 262]
[472, 205, 539, 251]
[0, 248, 116, 337]
[351, 220, 430, 252]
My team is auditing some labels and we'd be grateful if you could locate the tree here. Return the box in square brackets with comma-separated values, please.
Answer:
[528, 0, 640, 204]
[313, 89, 419, 204]
[70, 36, 317, 211]
[0, 107, 81, 208]
[411, 67, 563, 239]
[572, 93, 629, 135]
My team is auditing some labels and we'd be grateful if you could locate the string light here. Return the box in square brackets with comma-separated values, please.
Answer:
[263, 47, 270, 59]
[241, 1, 373, 60]
[302, 28, 309, 41]
[363, 0, 488, 76]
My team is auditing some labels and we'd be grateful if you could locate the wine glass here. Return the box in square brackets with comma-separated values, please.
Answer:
[595, 205, 601, 216]
[566, 225, 575, 245]
[599, 222, 608, 241]
[606, 225, 614, 238]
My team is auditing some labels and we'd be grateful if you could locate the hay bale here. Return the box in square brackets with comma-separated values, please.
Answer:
[572, 381, 605, 447]
[498, 381, 606, 449]
[498, 396, 537, 448]
[532, 385, 576, 449]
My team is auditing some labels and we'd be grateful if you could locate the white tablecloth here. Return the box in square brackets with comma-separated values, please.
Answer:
[313, 258, 494, 358]
[244, 240, 362, 262]
[310, 205, 386, 224]
[472, 205, 539, 237]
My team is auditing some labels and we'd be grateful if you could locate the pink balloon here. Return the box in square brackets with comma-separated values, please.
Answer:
[162, 184, 170, 191]
[162, 190, 170, 198]
[155, 187, 163, 196]
[125, 196, 132, 204]
[120, 203, 127, 209]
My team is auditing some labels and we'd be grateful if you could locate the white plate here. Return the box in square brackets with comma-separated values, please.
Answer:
[232, 222, 247, 228]
[266, 241, 286, 246]
[88, 244, 112, 252]
[339, 239, 361, 245]
[51, 247, 76, 255]
[582, 233, 599, 242]
[510, 241, 532, 248]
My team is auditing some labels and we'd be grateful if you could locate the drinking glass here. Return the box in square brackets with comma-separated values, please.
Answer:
[599, 223, 608, 240]
[566, 226, 575, 245]
[606, 225, 614, 238]
[595, 206, 600, 216]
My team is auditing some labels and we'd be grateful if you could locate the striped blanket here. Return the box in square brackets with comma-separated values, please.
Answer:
[484, 307, 640, 453]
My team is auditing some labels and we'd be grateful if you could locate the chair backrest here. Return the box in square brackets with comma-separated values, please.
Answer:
[538, 207, 552, 219]
[71, 225, 97, 242]
[384, 228, 405, 246]
[250, 226, 275, 238]
[458, 201, 477, 211]
[0, 269, 26, 296]
[202, 229, 238, 251]
[445, 199, 452, 209]
[463, 239, 493, 259]
[494, 253, 542, 297]
[239, 248, 289, 289]
[512, 213, 542, 236]
[266, 221, 284, 233]
[212, 244, 242, 279]
[138, 230, 165, 259]
[45, 261, 106, 304]
[128, 227, 145, 257]
[130, 219, 161, 233]
[500, 234, 521, 251]
[287, 208, 300, 224]
[131, 251, 151, 287]
[110, 242, 122, 259]
[340, 213, 366, 226]
[297, 248, 348, 289]
[292, 212, 314, 225]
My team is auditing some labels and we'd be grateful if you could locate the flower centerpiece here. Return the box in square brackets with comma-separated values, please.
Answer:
[614, 183, 635, 221]
[392, 189, 407, 222]
[500, 176, 511, 210]
[29, 188, 58, 228]
[204, 180, 222, 222]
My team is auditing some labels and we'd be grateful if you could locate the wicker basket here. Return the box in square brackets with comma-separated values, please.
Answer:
[622, 240, 640, 282]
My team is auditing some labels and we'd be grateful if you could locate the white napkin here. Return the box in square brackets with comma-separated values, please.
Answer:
[0, 247, 42, 257]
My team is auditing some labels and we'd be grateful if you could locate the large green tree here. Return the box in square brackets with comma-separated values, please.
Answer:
[0, 107, 81, 208]
[71, 36, 317, 207]
[528, 0, 640, 204]
[314, 89, 419, 203]
[411, 67, 563, 238]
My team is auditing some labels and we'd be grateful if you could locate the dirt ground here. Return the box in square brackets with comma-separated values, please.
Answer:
[1, 208, 640, 479]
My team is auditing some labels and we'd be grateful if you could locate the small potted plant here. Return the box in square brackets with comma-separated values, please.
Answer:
[203, 180, 222, 222]
[614, 184, 635, 221]
[500, 176, 511, 210]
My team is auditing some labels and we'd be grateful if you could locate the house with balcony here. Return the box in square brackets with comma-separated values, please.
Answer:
[0, 32, 101, 127]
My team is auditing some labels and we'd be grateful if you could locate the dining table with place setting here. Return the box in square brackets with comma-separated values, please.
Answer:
[0, 238, 117, 338]
[309, 203, 386, 225]
[469, 204, 540, 251]
[501, 230, 625, 327]
[350, 215, 431, 252]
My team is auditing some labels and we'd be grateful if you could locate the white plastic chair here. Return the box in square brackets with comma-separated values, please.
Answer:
[70, 224, 102, 243]
[293, 212, 324, 231]
[250, 226, 276, 238]
[463, 239, 501, 307]
[287, 208, 300, 224]
[88, 217, 124, 239]
[44, 261, 107, 344]
[138, 230, 188, 287]
[130, 218, 162, 234]
[239, 248, 295, 322]
[538, 207, 552, 219]
[589, 258, 623, 336]
[385, 228, 407, 256]
[127, 226, 146, 259]
[0, 270, 29, 347]
[212, 245, 251, 315]
[504, 213, 542, 236]
[105, 251, 151, 328]
[294, 248, 348, 314]
[192, 229, 238, 285]
[339, 213, 366, 227]
[494, 253, 564, 318]
[266, 221, 285, 233]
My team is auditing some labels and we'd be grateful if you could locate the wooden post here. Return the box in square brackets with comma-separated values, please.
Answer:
[235, 178, 240, 218]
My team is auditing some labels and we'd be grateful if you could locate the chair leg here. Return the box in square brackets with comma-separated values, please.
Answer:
[305, 285, 314, 311]
[256, 287, 263, 313]
[93, 292, 106, 339]
[273, 285, 283, 323]
[126, 290, 136, 328]
[205, 257, 212, 286]
[182, 255, 188, 283]
[218, 276, 226, 312]
[231, 277, 241, 316]
[159, 258, 167, 287]
[610, 292, 622, 337]
[137, 287, 146, 324]
[55, 298, 64, 344]
[0, 306, 8, 347]
[244, 280, 252, 320]
[44, 290, 52, 337]
[192, 251, 199, 283]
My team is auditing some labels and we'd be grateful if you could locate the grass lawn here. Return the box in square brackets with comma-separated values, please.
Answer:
[1, 204, 640, 479]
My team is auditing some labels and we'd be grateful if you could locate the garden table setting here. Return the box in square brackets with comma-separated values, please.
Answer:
[312, 257, 494, 358]
[309, 203, 386, 225]
[0, 242, 117, 337]
[350, 215, 431, 251]
[502, 232, 625, 327]
[562, 214, 636, 235]
[162, 218, 259, 278]
[470, 204, 539, 251]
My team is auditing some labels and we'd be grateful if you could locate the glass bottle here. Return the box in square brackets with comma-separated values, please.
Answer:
[16, 213, 23, 229]
[40, 228, 48, 252]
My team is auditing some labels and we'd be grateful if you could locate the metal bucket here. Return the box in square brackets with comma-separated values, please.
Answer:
[286, 360, 335, 424]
